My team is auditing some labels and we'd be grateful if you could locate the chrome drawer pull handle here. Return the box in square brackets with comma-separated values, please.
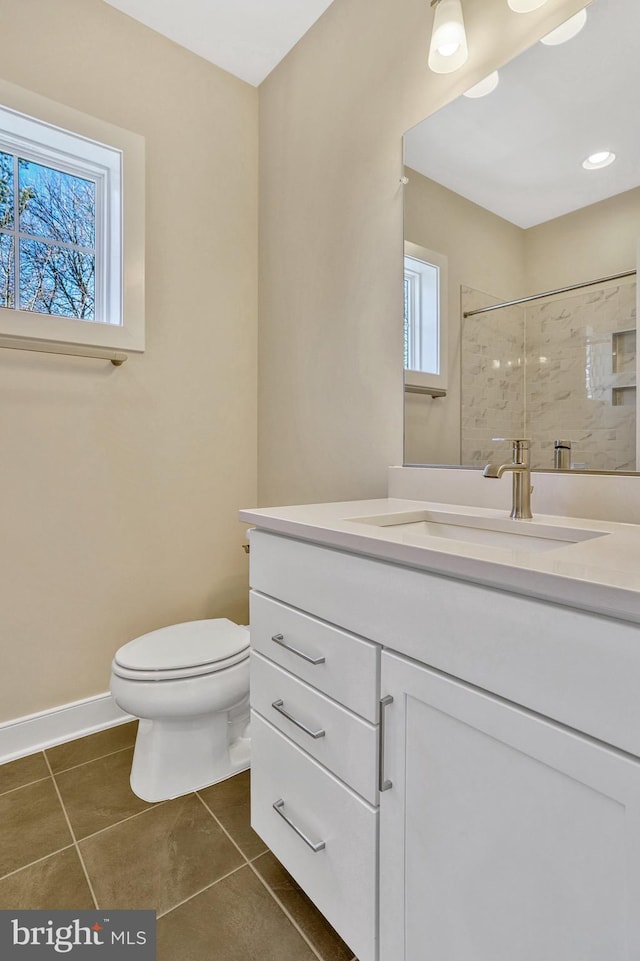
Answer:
[271, 699, 326, 739]
[271, 633, 326, 665]
[273, 799, 326, 852]
[379, 695, 393, 792]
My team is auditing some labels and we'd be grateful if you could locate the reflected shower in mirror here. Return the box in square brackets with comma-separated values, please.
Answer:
[403, 0, 639, 473]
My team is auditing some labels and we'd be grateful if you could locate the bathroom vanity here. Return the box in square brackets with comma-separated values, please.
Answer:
[240, 498, 640, 961]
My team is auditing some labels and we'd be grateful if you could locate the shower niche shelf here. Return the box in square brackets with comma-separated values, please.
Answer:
[611, 328, 636, 406]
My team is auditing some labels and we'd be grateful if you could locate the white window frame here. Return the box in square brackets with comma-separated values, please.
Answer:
[0, 79, 144, 353]
[404, 241, 448, 392]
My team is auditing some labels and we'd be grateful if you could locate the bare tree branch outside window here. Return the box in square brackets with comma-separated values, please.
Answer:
[0, 151, 14, 307]
[0, 153, 96, 319]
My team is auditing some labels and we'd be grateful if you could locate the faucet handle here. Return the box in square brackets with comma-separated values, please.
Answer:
[554, 439, 573, 470]
[491, 438, 530, 465]
[491, 437, 530, 447]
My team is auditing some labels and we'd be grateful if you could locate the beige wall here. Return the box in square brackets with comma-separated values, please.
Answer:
[403, 169, 526, 464]
[257, 0, 588, 504]
[0, 0, 594, 723]
[525, 186, 640, 292]
[0, 0, 258, 721]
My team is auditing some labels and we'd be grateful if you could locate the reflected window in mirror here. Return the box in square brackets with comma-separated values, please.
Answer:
[404, 241, 448, 394]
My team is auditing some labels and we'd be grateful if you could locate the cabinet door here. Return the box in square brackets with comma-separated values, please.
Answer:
[379, 650, 640, 961]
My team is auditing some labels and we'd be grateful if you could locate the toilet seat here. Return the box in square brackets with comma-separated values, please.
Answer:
[112, 618, 250, 682]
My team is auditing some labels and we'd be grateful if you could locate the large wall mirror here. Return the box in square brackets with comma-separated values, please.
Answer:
[403, 0, 639, 474]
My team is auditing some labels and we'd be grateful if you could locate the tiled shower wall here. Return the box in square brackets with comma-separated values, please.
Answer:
[461, 281, 637, 471]
[460, 287, 526, 470]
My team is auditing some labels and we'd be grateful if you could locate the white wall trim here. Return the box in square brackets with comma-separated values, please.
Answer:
[0, 692, 133, 765]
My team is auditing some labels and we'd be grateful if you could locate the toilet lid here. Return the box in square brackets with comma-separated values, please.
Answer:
[114, 619, 250, 676]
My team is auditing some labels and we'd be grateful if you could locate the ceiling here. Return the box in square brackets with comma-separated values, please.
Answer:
[102, 0, 337, 86]
[404, 0, 640, 228]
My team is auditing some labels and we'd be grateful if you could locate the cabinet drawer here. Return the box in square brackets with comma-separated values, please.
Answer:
[250, 530, 640, 759]
[251, 651, 378, 804]
[250, 590, 379, 722]
[251, 712, 378, 961]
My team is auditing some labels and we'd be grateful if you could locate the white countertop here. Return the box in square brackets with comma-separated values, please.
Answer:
[240, 498, 640, 625]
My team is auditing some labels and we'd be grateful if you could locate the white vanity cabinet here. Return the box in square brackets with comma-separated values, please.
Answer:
[379, 650, 640, 961]
[247, 526, 640, 961]
[248, 569, 380, 961]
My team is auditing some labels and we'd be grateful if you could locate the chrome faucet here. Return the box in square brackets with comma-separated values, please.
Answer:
[483, 438, 533, 519]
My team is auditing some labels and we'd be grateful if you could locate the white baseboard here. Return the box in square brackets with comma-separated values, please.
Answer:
[0, 692, 134, 765]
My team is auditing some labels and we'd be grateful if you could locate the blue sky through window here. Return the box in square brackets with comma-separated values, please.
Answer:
[19, 159, 95, 248]
[0, 153, 96, 319]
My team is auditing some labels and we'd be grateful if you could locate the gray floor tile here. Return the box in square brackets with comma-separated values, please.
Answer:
[55, 748, 152, 839]
[0, 847, 94, 909]
[0, 779, 71, 878]
[0, 752, 49, 795]
[46, 722, 138, 773]
[199, 770, 267, 860]
[80, 793, 244, 914]
[253, 851, 354, 961]
[157, 865, 317, 961]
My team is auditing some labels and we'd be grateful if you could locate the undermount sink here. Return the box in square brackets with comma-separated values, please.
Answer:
[347, 509, 608, 554]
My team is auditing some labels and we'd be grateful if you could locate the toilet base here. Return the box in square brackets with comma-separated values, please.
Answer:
[129, 710, 251, 802]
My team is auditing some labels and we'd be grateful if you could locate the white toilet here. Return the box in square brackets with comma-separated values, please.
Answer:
[110, 618, 251, 802]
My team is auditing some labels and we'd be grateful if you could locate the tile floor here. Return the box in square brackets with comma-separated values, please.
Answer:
[0, 722, 357, 960]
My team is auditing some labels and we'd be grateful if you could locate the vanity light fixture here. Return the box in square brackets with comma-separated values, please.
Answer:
[507, 0, 548, 12]
[540, 8, 587, 45]
[582, 150, 616, 170]
[428, 0, 468, 74]
[463, 71, 500, 98]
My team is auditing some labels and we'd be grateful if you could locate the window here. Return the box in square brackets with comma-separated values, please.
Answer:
[404, 241, 448, 392]
[0, 81, 144, 352]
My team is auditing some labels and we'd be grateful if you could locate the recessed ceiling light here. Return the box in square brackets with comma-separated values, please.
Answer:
[508, 0, 548, 11]
[540, 8, 587, 45]
[463, 71, 500, 99]
[582, 151, 616, 170]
